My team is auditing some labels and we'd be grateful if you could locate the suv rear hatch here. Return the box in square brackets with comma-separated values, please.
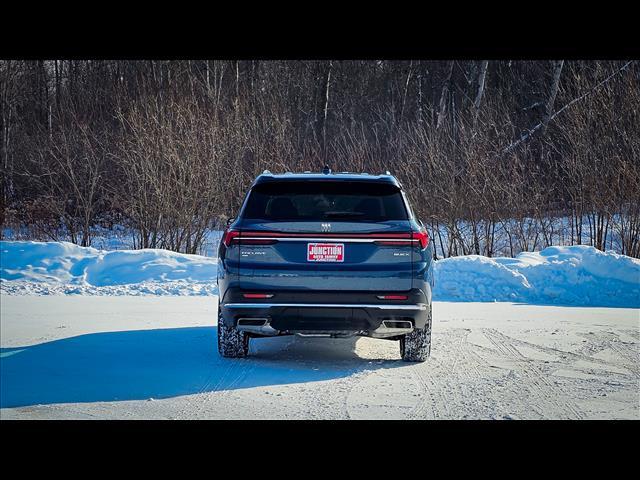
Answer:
[232, 180, 415, 292]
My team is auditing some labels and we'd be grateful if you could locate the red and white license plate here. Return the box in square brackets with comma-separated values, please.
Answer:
[307, 243, 344, 262]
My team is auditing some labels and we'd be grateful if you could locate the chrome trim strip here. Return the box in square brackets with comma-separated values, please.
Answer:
[224, 303, 428, 311]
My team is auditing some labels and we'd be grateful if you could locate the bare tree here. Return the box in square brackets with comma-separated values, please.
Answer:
[3, 60, 639, 259]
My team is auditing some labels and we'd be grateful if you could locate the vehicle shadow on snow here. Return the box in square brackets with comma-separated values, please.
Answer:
[0, 326, 407, 408]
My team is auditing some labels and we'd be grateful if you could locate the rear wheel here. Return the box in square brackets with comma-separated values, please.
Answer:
[400, 305, 431, 362]
[217, 306, 249, 358]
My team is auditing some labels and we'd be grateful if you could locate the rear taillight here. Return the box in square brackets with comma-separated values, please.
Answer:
[222, 229, 240, 247]
[374, 240, 413, 246]
[223, 229, 427, 247]
[376, 295, 408, 300]
[374, 231, 429, 249]
[242, 293, 274, 299]
[238, 239, 278, 245]
[412, 230, 430, 249]
[222, 229, 277, 247]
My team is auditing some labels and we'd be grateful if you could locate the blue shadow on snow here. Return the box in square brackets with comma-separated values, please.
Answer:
[0, 326, 405, 408]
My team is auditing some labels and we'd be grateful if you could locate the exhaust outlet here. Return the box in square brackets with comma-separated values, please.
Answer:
[236, 318, 279, 336]
[382, 320, 413, 330]
[237, 318, 268, 327]
[370, 319, 414, 338]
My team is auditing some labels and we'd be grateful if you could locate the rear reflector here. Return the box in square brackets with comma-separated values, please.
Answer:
[242, 293, 274, 299]
[376, 295, 408, 300]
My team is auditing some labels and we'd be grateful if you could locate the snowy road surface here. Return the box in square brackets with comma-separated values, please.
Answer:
[1, 296, 638, 419]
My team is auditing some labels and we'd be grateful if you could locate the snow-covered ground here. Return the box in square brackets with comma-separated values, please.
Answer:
[0, 241, 218, 296]
[1, 296, 638, 419]
[2, 241, 639, 307]
[1, 240, 638, 419]
[435, 245, 640, 307]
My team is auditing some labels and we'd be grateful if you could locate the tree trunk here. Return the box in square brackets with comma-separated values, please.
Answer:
[416, 61, 423, 125]
[474, 60, 489, 108]
[399, 60, 413, 124]
[543, 60, 564, 129]
[436, 61, 454, 130]
[316, 61, 333, 152]
[473, 60, 489, 126]
[323, 61, 332, 142]
[235, 60, 240, 109]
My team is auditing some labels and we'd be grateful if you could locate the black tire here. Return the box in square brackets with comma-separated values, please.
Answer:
[400, 305, 432, 362]
[217, 306, 249, 358]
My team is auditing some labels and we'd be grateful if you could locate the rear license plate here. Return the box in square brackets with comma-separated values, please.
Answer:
[307, 243, 344, 262]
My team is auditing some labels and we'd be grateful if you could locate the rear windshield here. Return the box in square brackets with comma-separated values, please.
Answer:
[241, 181, 409, 221]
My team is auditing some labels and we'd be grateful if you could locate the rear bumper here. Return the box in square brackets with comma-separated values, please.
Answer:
[220, 288, 430, 338]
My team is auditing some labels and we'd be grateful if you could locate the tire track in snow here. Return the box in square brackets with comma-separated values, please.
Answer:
[175, 349, 258, 419]
[406, 364, 444, 419]
[595, 331, 640, 378]
[195, 335, 304, 419]
[195, 359, 257, 419]
[484, 329, 637, 378]
[406, 330, 482, 419]
[433, 329, 497, 419]
[624, 329, 640, 342]
[482, 328, 584, 419]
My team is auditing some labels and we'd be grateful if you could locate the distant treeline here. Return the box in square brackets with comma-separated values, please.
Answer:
[1, 60, 638, 257]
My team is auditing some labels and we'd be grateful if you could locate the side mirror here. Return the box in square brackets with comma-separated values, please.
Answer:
[226, 217, 235, 227]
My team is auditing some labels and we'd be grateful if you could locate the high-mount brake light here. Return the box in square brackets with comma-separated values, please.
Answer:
[376, 295, 408, 300]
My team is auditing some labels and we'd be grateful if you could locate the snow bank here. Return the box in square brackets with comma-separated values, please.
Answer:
[434, 245, 640, 308]
[2, 241, 639, 307]
[0, 241, 218, 296]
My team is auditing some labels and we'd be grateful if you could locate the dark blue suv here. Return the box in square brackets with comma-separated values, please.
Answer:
[216, 169, 435, 361]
